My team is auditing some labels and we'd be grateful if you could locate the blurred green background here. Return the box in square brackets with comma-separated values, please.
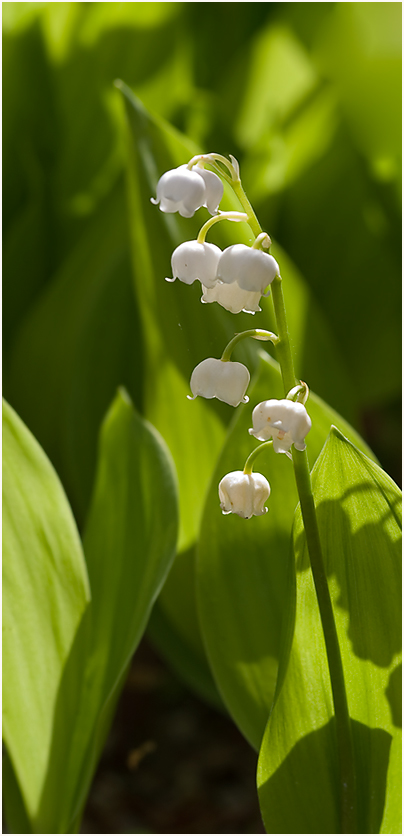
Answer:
[3, 1, 401, 507]
[2, 3, 401, 832]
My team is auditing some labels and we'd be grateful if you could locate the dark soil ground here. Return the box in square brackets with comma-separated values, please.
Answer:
[81, 640, 265, 834]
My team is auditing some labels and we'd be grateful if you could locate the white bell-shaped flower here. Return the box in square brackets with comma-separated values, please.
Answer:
[195, 167, 224, 215]
[167, 241, 222, 288]
[201, 280, 262, 314]
[151, 164, 223, 217]
[219, 470, 271, 518]
[217, 244, 280, 293]
[249, 399, 311, 454]
[189, 358, 250, 407]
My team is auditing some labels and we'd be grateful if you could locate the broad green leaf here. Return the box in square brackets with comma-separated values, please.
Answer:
[5, 180, 143, 524]
[2, 748, 32, 835]
[65, 388, 179, 828]
[2, 399, 91, 829]
[197, 353, 378, 750]
[258, 428, 401, 833]
[83, 387, 178, 704]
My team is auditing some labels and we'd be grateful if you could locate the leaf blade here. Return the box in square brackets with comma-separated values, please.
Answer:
[66, 388, 179, 826]
[258, 428, 401, 833]
[2, 399, 91, 827]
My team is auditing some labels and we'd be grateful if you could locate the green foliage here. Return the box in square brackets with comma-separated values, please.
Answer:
[3, 399, 90, 830]
[257, 429, 401, 833]
[3, 393, 178, 832]
[2, 3, 401, 833]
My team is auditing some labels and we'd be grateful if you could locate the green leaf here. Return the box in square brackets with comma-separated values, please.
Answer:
[258, 428, 401, 833]
[5, 181, 143, 524]
[197, 353, 378, 750]
[2, 399, 91, 830]
[3, 390, 179, 833]
[83, 387, 179, 703]
[65, 388, 179, 827]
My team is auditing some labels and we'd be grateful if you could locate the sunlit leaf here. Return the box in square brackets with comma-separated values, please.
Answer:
[66, 388, 179, 826]
[5, 181, 143, 524]
[258, 428, 401, 833]
[2, 399, 91, 829]
[83, 388, 179, 705]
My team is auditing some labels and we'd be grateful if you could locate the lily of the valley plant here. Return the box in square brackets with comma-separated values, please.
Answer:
[151, 151, 401, 835]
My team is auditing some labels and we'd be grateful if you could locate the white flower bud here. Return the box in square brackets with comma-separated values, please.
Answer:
[188, 358, 250, 407]
[201, 281, 262, 314]
[249, 399, 312, 454]
[217, 244, 280, 293]
[151, 164, 223, 217]
[218, 470, 270, 518]
[168, 241, 222, 287]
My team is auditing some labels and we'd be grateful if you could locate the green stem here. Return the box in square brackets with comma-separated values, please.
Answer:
[197, 211, 248, 244]
[292, 448, 357, 833]
[270, 277, 296, 393]
[274, 277, 357, 835]
[232, 180, 357, 833]
[221, 329, 279, 362]
[252, 232, 271, 250]
[243, 440, 273, 474]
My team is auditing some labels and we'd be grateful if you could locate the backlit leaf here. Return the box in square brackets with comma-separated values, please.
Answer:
[66, 388, 179, 826]
[2, 399, 90, 830]
[258, 428, 401, 833]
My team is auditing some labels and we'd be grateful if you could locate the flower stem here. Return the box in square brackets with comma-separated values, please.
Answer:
[270, 277, 296, 393]
[243, 440, 273, 475]
[221, 329, 279, 362]
[292, 448, 357, 834]
[272, 273, 357, 835]
[197, 211, 248, 244]
[232, 177, 357, 833]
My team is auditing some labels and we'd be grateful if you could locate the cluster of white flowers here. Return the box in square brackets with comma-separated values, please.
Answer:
[169, 239, 279, 315]
[152, 157, 312, 519]
[154, 163, 279, 314]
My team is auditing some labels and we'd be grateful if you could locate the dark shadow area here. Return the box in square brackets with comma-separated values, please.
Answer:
[295, 477, 401, 669]
[80, 640, 265, 834]
[3, 638, 264, 835]
[385, 663, 402, 729]
[259, 717, 392, 834]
